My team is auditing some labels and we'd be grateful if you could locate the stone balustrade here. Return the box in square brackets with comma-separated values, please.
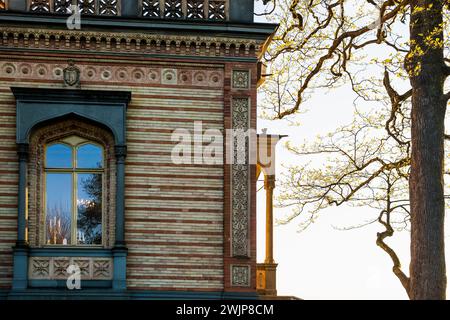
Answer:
[0, 0, 233, 20]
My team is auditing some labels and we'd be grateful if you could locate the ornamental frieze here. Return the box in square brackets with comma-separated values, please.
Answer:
[0, 60, 224, 87]
[29, 257, 113, 280]
[0, 27, 261, 58]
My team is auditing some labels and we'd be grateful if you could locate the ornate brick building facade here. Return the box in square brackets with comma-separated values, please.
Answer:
[0, 0, 276, 299]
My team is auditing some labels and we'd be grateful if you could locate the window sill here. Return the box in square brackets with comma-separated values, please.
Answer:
[29, 247, 113, 257]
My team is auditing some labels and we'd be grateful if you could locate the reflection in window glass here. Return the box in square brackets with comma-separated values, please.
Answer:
[46, 173, 72, 245]
[77, 144, 103, 169]
[44, 138, 104, 246]
[77, 173, 102, 245]
[46, 144, 72, 168]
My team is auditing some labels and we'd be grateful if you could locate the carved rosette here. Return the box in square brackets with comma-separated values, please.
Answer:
[231, 97, 251, 258]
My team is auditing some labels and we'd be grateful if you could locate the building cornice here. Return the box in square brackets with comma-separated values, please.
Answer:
[0, 24, 274, 59]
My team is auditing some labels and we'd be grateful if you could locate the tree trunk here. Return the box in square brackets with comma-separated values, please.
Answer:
[408, 0, 447, 300]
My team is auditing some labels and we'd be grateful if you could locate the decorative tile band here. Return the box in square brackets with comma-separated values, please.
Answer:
[0, 61, 224, 87]
[29, 257, 113, 280]
[231, 265, 250, 287]
[231, 97, 250, 258]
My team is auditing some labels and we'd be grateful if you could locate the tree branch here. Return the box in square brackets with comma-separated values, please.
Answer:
[376, 177, 411, 297]
[275, 0, 411, 119]
[383, 69, 412, 152]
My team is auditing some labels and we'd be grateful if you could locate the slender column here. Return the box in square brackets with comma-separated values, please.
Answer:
[12, 143, 29, 290]
[114, 145, 127, 247]
[16, 143, 29, 245]
[264, 174, 275, 264]
[113, 145, 127, 290]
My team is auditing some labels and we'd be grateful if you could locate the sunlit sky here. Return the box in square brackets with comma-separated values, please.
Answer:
[254, 1, 450, 300]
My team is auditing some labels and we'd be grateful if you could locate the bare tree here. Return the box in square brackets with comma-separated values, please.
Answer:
[261, 0, 450, 299]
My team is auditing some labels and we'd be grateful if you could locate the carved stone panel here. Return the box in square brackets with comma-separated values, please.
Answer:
[231, 265, 250, 287]
[54, 0, 72, 14]
[29, 257, 113, 280]
[142, 0, 160, 17]
[79, 0, 96, 15]
[164, 0, 182, 18]
[30, 0, 50, 12]
[53, 258, 71, 279]
[231, 97, 250, 257]
[208, 0, 226, 20]
[99, 0, 119, 15]
[232, 70, 250, 89]
[187, 0, 205, 19]
[93, 259, 113, 279]
[30, 258, 50, 279]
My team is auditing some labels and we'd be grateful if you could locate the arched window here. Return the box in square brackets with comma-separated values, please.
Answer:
[44, 135, 104, 246]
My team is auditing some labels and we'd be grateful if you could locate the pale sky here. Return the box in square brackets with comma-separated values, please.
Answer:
[254, 1, 450, 300]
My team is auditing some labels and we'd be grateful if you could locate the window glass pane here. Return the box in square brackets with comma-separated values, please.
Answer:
[77, 144, 103, 169]
[77, 173, 102, 245]
[46, 174, 72, 245]
[46, 144, 72, 168]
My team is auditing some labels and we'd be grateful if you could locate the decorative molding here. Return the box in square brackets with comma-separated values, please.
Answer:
[29, 257, 113, 280]
[231, 265, 250, 287]
[0, 61, 224, 87]
[0, 27, 261, 58]
[232, 69, 250, 89]
[231, 97, 250, 258]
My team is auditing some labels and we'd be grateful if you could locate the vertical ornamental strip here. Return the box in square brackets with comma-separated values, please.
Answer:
[231, 97, 251, 258]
